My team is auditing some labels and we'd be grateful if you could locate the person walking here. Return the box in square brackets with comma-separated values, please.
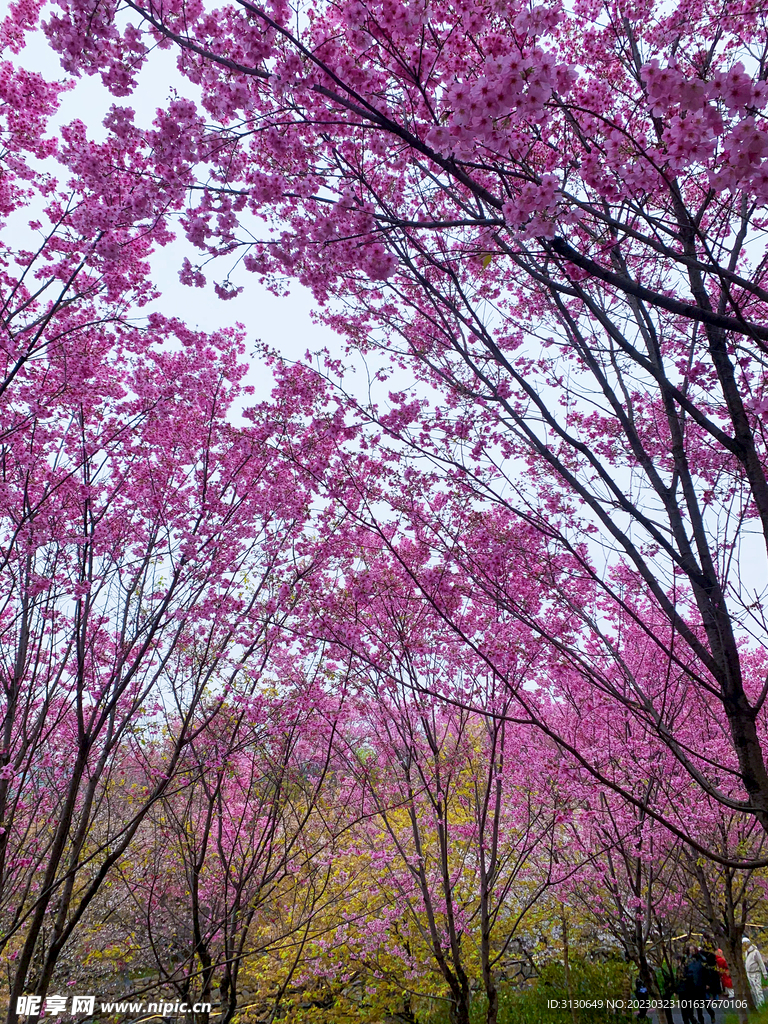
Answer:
[674, 953, 696, 1024]
[698, 934, 720, 1023]
[743, 936, 768, 1008]
[715, 947, 733, 999]
[683, 945, 707, 1024]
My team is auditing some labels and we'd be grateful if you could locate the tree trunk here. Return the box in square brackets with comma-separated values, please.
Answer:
[723, 937, 754, 1018]
[448, 990, 471, 1024]
[562, 911, 578, 1024]
[484, 972, 499, 1024]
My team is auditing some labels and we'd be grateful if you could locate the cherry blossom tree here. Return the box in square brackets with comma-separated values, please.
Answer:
[0, 2, 196, 410]
[8, 0, 768, 1014]
[0, 314, 335, 1024]
[41, 0, 768, 839]
[328, 682, 560, 1024]
[268, 474, 566, 1024]
[261, 361, 761, 865]
[111, 679, 348, 1024]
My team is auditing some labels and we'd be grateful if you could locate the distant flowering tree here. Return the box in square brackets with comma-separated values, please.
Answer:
[331, 673, 560, 1024]
[116, 680, 348, 1024]
[670, 813, 768, 1011]
[43, 0, 768, 839]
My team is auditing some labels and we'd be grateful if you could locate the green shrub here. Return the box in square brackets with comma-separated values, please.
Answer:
[421, 959, 634, 1024]
[724, 1002, 768, 1024]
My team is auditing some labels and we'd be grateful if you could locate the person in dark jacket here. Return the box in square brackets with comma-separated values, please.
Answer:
[698, 934, 721, 1023]
[683, 945, 707, 1024]
[674, 954, 696, 1024]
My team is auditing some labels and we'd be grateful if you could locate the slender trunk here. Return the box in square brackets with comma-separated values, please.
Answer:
[635, 923, 654, 996]
[190, 851, 214, 1024]
[562, 910, 578, 1024]
[718, 891, 750, 1022]
[218, 967, 237, 1024]
[479, 821, 498, 1024]
[479, 721, 504, 1024]
[193, 942, 213, 1024]
[484, 972, 499, 1024]
[7, 750, 89, 1024]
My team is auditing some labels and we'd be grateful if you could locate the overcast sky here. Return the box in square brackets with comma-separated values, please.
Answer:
[13, 16, 344, 406]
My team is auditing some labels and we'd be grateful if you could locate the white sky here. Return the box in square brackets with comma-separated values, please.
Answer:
[11, 14, 341, 405]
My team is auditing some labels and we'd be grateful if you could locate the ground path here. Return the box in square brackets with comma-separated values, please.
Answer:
[647, 1003, 740, 1024]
